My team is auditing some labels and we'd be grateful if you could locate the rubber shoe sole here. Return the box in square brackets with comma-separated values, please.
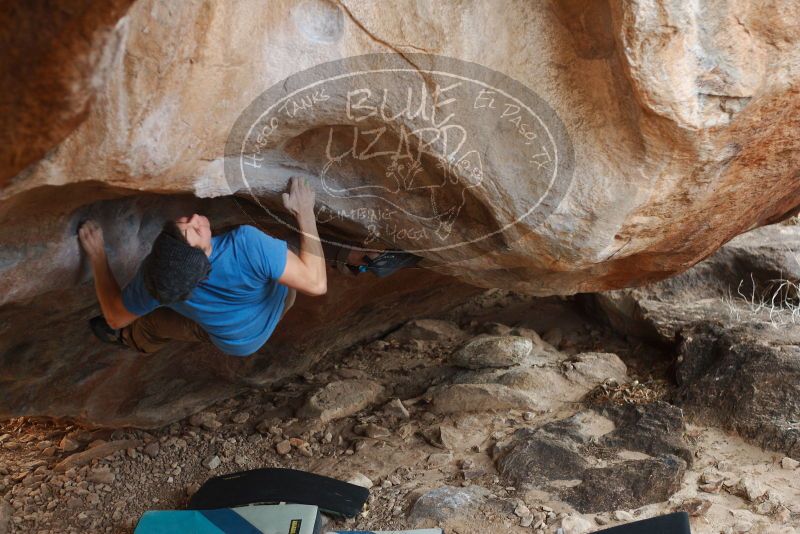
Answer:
[89, 315, 126, 347]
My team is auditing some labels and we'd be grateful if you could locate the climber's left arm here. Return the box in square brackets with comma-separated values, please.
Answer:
[78, 220, 139, 329]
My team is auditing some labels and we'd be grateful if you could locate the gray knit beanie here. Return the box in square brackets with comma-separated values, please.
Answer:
[142, 222, 211, 304]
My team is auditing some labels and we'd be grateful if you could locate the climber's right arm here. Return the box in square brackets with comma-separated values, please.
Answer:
[277, 177, 327, 297]
[78, 220, 139, 329]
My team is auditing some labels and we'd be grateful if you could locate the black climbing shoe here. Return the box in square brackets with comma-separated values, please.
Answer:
[350, 251, 423, 277]
[89, 315, 126, 347]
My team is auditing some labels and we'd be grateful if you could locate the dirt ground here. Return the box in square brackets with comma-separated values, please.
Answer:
[1, 290, 798, 533]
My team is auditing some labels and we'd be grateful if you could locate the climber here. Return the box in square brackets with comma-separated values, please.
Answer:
[78, 176, 421, 356]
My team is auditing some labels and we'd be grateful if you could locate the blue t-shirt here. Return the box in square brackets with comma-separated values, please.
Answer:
[122, 225, 289, 357]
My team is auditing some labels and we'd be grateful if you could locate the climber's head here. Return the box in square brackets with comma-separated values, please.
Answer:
[175, 213, 213, 254]
[141, 215, 212, 304]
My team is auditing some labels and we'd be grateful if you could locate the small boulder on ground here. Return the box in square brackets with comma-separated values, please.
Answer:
[297, 380, 384, 423]
[202, 455, 221, 470]
[781, 457, 799, 470]
[557, 514, 594, 534]
[408, 485, 490, 525]
[431, 383, 537, 414]
[59, 435, 81, 452]
[449, 335, 533, 369]
[275, 440, 292, 455]
[735, 477, 768, 502]
[188, 412, 222, 431]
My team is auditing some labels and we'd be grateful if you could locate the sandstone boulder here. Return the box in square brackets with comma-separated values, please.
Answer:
[448, 349, 627, 413]
[3, 0, 800, 426]
[449, 335, 533, 369]
[408, 485, 491, 526]
[588, 223, 800, 343]
[297, 379, 384, 423]
[4, 1, 800, 293]
[589, 223, 800, 459]
[674, 322, 800, 460]
[0, 194, 479, 426]
[430, 383, 538, 414]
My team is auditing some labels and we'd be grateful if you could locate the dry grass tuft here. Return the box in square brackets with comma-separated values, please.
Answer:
[585, 377, 669, 406]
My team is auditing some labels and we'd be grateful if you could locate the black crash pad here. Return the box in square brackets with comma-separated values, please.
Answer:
[188, 468, 369, 518]
[593, 512, 691, 533]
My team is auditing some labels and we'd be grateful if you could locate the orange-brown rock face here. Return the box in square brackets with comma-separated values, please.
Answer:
[0, 0, 136, 186]
[2, 0, 800, 425]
